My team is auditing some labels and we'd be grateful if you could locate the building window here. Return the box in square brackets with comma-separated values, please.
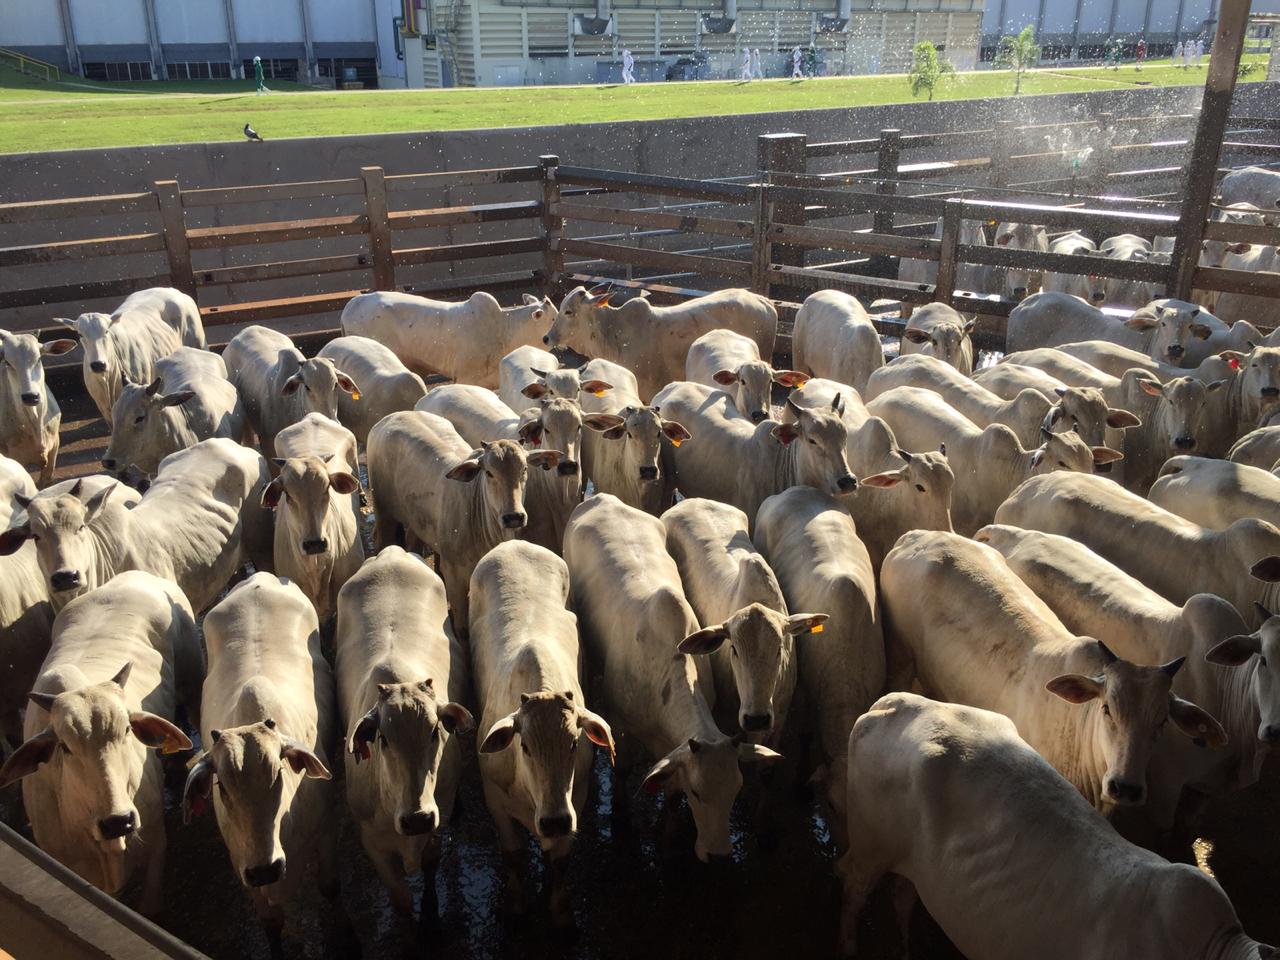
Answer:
[82, 61, 154, 81]
[166, 61, 232, 80]
[316, 58, 378, 87]
[243, 58, 299, 80]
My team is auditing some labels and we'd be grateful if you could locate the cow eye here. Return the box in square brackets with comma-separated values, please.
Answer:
[59, 742, 71, 755]
[1101, 704, 1112, 718]
[689, 788, 701, 801]
[730, 646, 738, 658]
[134, 414, 146, 425]
[304, 384, 311, 393]
[520, 742, 530, 755]
[807, 438, 817, 445]
[1057, 461, 1067, 468]
[485, 470, 494, 479]
[915, 484, 926, 493]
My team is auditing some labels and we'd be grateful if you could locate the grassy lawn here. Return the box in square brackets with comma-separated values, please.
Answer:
[0, 57, 1260, 154]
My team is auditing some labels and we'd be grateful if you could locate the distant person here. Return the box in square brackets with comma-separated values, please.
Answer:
[1136, 38, 1146, 69]
[807, 42, 818, 78]
[741, 48, 752, 82]
[253, 55, 267, 94]
[792, 45, 804, 79]
[1183, 39, 1194, 67]
[621, 48, 636, 84]
[751, 47, 764, 80]
[1195, 37, 1205, 66]
[1173, 40, 1184, 67]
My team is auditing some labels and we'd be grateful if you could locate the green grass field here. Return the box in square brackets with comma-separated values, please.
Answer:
[0, 56, 1260, 154]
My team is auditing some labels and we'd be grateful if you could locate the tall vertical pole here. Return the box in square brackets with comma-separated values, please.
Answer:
[299, 0, 316, 79]
[224, 0, 241, 77]
[57, 0, 79, 74]
[1171, 0, 1250, 299]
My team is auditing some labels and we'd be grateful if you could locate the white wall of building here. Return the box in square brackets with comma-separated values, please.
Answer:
[374, 0, 408, 85]
[231, 0, 304, 44]
[0, 0, 64, 46]
[67, 0, 148, 45]
[156, 0, 231, 46]
[310, 0, 376, 42]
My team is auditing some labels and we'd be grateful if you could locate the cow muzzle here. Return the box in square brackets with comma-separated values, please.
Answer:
[1174, 436, 1197, 450]
[51, 569, 82, 591]
[20, 392, 39, 406]
[836, 473, 858, 492]
[101, 456, 118, 471]
[501, 512, 527, 529]
[89, 361, 107, 374]
[741, 712, 773, 733]
[1012, 287, 1028, 299]
[399, 810, 438, 836]
[1260, 723, 1280, 744]
[97, 811, 137, 840]
[244, 857, 285, 888]
[638, 465, 659, 482]
[556, 460, 579, 477]
[301, 537, 328, 555]
[537, 813, 574, 839]
[1105, 778, 1145, 806]
[1261, 387, 1280, 400]
[542, 335, 551, 345]
[1167, 345, 1185, 362]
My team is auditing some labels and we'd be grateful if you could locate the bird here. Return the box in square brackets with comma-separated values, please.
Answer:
[243, 123, 263, 142]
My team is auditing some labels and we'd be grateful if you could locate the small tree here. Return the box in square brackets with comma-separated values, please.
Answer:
[909, 41, 955, 101]
[996, 25, 1040, 94]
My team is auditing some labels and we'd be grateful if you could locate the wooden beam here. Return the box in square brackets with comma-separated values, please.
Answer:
[386, 166, 543, 190]
[0, 275, 171, 311]
[180, 178, 363, 208]
[550, 202, 754, 239]
[186, 215, 368, 250]
[196, 254, 370, 287]
[540, 155, 564, 292]
[389, 200, 542, 230]
[361, 166, 395, 290]
[153, 180, 195, 297]
[934, 198, 962, 302]
[394, 237, 544, 266]
[0, 232, 165, 267]
[767, 222, 937, 260]
[555, 166, 755, 203]
[0, 192, 156, 224]
[199, 290, 364, 326]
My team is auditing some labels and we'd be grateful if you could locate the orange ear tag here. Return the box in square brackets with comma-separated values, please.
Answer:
[351, 390, 362, 400]
[810, 623, 824, 634]
[669, 437, 683, 448]
[593, 389, 607, 397]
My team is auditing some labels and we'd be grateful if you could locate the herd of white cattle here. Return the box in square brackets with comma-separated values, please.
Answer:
[2, 181, 1280, 958]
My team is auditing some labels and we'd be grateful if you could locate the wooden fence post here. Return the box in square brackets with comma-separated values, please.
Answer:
[757, 133, 807, 269]
[751, 183, 774, 297]
[870, 127, 902, 274]
[361, 166, 395, 291]
[989, 120, 1014, 191]
[153, 180, 195, 297]
[934, 198, 963, 304]
[540, 155, 564, 297]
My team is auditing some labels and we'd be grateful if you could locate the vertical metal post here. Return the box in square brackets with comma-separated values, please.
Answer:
[56, 0, 79, 74]
[223, 0, 241, 77]
[540, 155, 565, 298]
[153, 180, 195, 297]
[1172, 0, 1250, 299]
[361, 166, 395, 291]
[298, 0, 316, 79]
[935, 198, 963, 304]
[757, 133, 808, 268]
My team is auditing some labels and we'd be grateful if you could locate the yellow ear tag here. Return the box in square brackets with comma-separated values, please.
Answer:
[669, 437, 683, 448]
[593, 389, 607, 397]
[351, 389, 362, 401]
[162, 740, 185, 756]
[794, 381, 805, 392]
[810, 623, 824, 634]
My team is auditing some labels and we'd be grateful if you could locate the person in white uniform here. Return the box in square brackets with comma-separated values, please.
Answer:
[792, 45, 804, 79]
[741, 48, 753, 81]
[751, 48, 764, 80]
[1195, 38, 1204, 66]
[1173, 40, 1184, 67]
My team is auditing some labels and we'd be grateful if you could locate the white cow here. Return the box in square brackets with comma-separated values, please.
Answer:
[1218, 166, 1280, 223]
[992, 221, 1050, 300]
[1042, 231, 1106, 304]
[663, 497, 815, 740]
[995, 471, 1280, 628]
[0, 571, 198, 915]
[754, 486, 883, 847]
[497, 345, 613, 415]
[316, 335, 427, 445]
[836, 694, 1269, 960]
[58, 288, 205, 426]
[564, 494, 779, 861]
[1053, 339, 1234, 382]
[0, 439, 269, 613]
[1215, 243, 1280, 328]
[1151, 455, 1280, 532]
[898, 217, 989, 304]
[222, 325, 360, 461]
[0, 539, 53, 748]
[182, 573, 346, 959]
[1229, 425, 1280, 472]
[1095, 233, 1163, 308]
[881, 530, 1225, 813]
[792, 290, 885, 393]
[899, 302, 975, 374]
[366, 411, 561, 635]
[336, 547, 472, 933]
[577, 358, 690, 514]
[977, 523, 1273, 800]
[102, 347, 246, 477]
[866, 385, 1117, 535]
[471, 540, 613, 928]
[0, 453, 36, 528]
[0, 330, 76, 486]
[685, 328, 807, 425]
[652, 381, 857, 527]
[265, 414, 364, 622]
[975, 361, 1073, 401]
[545, 286, 778, 401]
[341, 290, 557, 388]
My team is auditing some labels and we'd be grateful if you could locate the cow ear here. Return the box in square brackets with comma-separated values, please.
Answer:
[738, 742, 783, 765]
[83, 483, 116, 523]
[578, 708, 616, 766]
[962, 319, 976, 334]
[159, 390, 196, 408]
[53, 317, 79, 331]
[1125, 314, 1159, 331]
[1251, 556, 1280, 583]
[111, 661, 133, 688]
[771, 422, 801, 446]
[0, 728, 59, 788]
[517, 419, 545, 446]
[712, 369, 739, 386]
[1190, 323, 1213, 341]
[42, 338, 78, 357]
[347, 705, 379, 762]
[281, 742, 332, 779]
[786, 613, 828, 636]
[261, 478, 284, 509]
[439, 702, 475, 735]
[1138, 378, 1164, 398]
[329, 472, 360, 496]
[860, 469, 906, 488]
[182, 754, 215, 824]
[641, 753, 681, 795]
[772, 370, 810, 388]
[1106, 408, 1142, 429]
[678, 625, 730, 655]
[1168, 696, 1229, 748]
[582, 413, 624, 434]
[579, 379, 612, 396]
[661, 420, 692, 445]
[527, 450, 563, 472]
[446, 459, 482, 482]
[480, 712, 519, 754]
[335, 371, 360, 398]
[0, 525, 32, 556]
[1046, 674, 1103, 704]
[129, 712, 193, 754]
[1205, 634, 1260, 667]
[1091, 446, 1124, 465]
[522, 293, 540, 305]
[521, 382, 550, 400]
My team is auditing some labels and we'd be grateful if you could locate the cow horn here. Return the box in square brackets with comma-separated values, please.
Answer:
[145, 377, 164, 397]
[831, 392, 844, 414]
[1096, 640, 1118, 664]
[111, 661, 133, 688]
[27, 691, 58, 713]
[1254, 601, 1275, 622]
[1161, 656, 1186, 677]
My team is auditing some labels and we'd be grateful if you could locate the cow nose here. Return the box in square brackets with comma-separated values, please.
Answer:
[538, 814, 574, 838]
[1261, 724, 1280, 744]
[98, 812, 137, 840]
[556, 460, 579, 477]
[101, 456, 117, 471]
[1174, 436, 1197, 450]
[1106, 779, 1145, 805]
[542, 336, 550, 345]
[1167, 345, 1185, 359]
[1262, 387, 1280, 399]
[89, 361, 107, 374]
[244, 858, 285, 887]
[51, 569, 82, 591]
[836, 473, 858, 492]
[1091, 292, 1105, 303]
[741, 712, 773, 733]
[20, 392, 39, 406]
[301, 538, 328, 555]
[501, 512, 526, 529]
[399, 810, 438, 836]
[638, 465, 659, 481]
[751, 410, 767, 424]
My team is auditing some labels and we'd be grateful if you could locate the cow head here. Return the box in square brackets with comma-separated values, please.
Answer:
[0, 663, 190, 864]
[584, 405, 689, 485]
[281, 357, 359, 420]
[102, 375, 197, 477]
[1048, 642, 1227, 806]
[518, 398, 585, 480]
[261, 455, 360, 557]
[642, 734, 780, 862]
[544, 285, 616, 353]
[680, 601, 824, 735]
[56, 313, 116, 379]
[347, 679, 473, 837]
[1028, 426, 1120, 475]
[1206, 602, 1280, 746]
[0, 479, 117, 598]
[181, 718, 330, 890]
[521, 365, 611, 405]
[902, 317, 975, 371]
[480, 690, 613, 846]
[446, 439, 560, 537]
[993, 223, 1048, 299]
[1126, 301, 1215, 367]
[0, 330, 76, 410]
[1137, 376, 1225, 455]
[1221, 345, 1280, 419]
[859, 446, 956, 534]
[773, 395, 856, 497]
[1043, 385, 1142, 450]
[713, 362, 808, 425]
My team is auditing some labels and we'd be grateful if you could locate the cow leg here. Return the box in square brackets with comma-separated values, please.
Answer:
[138, 829, 166, 918]
[482, 780, 527, 916]
[259, 905, 286, 960]
[363, 825, 414, 917]
[38, 437, 58, 489]
[890, 876, 919, 958]
[319, 829, 362, 958]
[835, 848, 885, 959]
[545, 846, 575, 933]
[418, 833, 442, 936]
[442, 565, 470, 640]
